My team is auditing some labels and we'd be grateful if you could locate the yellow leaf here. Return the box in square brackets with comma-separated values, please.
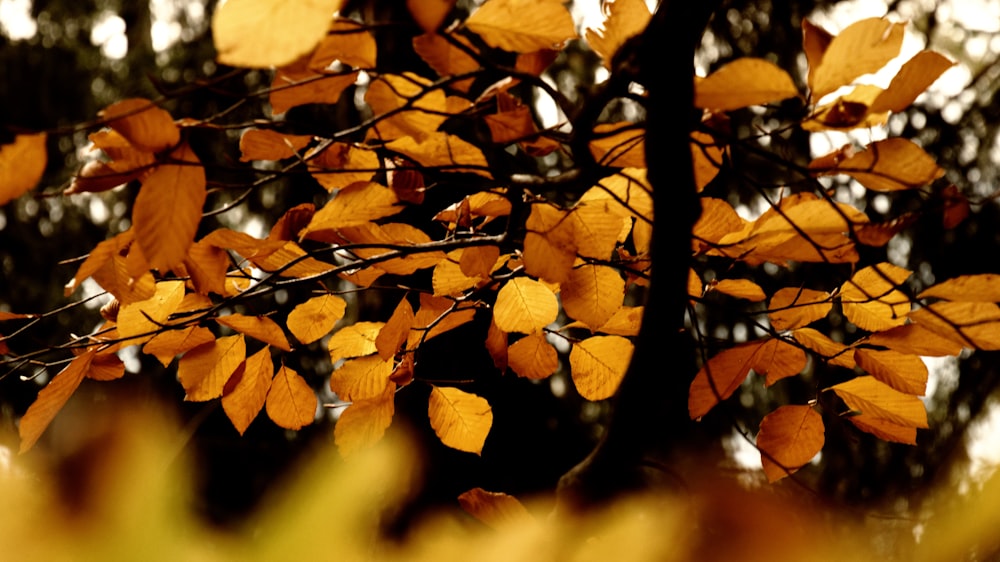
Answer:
[855, 348, 927, 395]
[385, 132, 490, 177]
[266, 365, 316, 430]
[755, 338, 808, 387]
[335, 222, 445, 275]
[507, 333, 558, 380]
[366, 73, 447, 140]
[302, 182, 400, 235]
[334, 384, 395, 456]
[584, 0, 651, 69]
[909, 302, 1000, 351]
[99, 98, 180, 152]
[177, 335, 246, 402]
[570, 203, 628, 260]
[64, 230, 155, 304]
[870, 51, 955, 113]
[329, 321, 384, 363]
[433, 250, 482, 297]
[839, 262, 911, 332]
[523, 204, 575, 284]
[239, 129, 312, 161]
[457, 488, 534, 530]
[802, 19, 833, 91]
[809, 18, 906, 100]
[849, 414, 916, 444]
[222, 347, 274, 435]
[18, 350, 93, 453]
[578, 168, 653, 221]
[493, 277, 558, 334]
[307, 142, 380, 192]
[866, 324, 963, 357]
[133, 143, 206, 272]
[831, 375, 928, 428]
[250, 241, 337, 279]
[695, 58, 798, 111]
[309, 18, 376, 69]
[817, 138, 943, 191]
[270, 66, 357, 115]
[692, 198, 745, 248]
[688, 269, 703, 299]
[596, 305, 643, 336]
[142, 325, 215, 367]
[570, 335, 633, 401]
[434, 190, 512, 223]
[561, 265, 625, 330]
[0, 133, 47, 206]
[212, 0, 343, 68]
[428, 386, 493, 454]
[801, 84, 888, 131]
[465, 0, 576, 53]
[117, 280, 186, 347]
[409, 294, 477, 343]
[287, 294, 347, 345]
[919, 274, 1000, 302]
[588, 122, 645, 168]
[768, 288, 832, 331]
[216, 314, 292, 352]
[711, 279, 766, 302]
[792, 327, 856, 369]
[376, 298, 415, 360]
[756, 405, 824, 483]
[330, 355, 394, 402]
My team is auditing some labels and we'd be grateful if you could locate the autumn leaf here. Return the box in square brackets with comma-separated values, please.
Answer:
[177, 335, 246, 402]
[692, 131, 724, 192]
[85, 351, 125, 381]
[831, 376, 928, 428]
[116, 280, 186, 346]
[918, 274, 1000, 302]
[310, 18, 376, 69]
[0, 133, 47, 206]
[855, 348, 928, 395]
[710, 279, 766, 302]
[460, 246, 500, 279]
[570, 203, 628, 260]
[376, 298, 415, 360]
[849, 414, 916, 445]
[570, 335, 633, 401]
[212, 0, 343, 68]
[366, 73, 448, 140]
[756, 405, 825, 482]
[768, 288, 832, 331]
[408, 0, 455, 33]
[266, 364, 317, 430]
[493, 277, 559, 334]
[181, 238, 229, 296]
[335, 384, 395, 456]
[814, 138, 944, 192]
[485, 319, 508, 372]
[287, 294, 347, 345]
[507, 333, 558, 380]
[458, 488, 534, 529]
[561, 265, 626, 330]
[307, 143, 380, 192]
[589, 123, 645, 168]
[909, 302, 1000, 351]
[428, 386, 493, 454]
[216, 314, 293, 352]
[869, 51, 955, 113]
[584, 0, 651, 69]
[839, 263, 911, 332]
[302, 182, 400, 235]
[596, 305, 643, 336]
[695, 58, 798, 111]
[413, 32, 479, 91]
[222, 347, 274, 435]
[866, 324, 963, 357]
[99, 98, 180, 152]
[385, 133, 491, 177]
[523, 204, 576, 283]
[329, 321, 384, 363]
[329, 355, 393, 402]
[270, 66, 357, 115]
[142, 325, 216, 366]
[792, 327, 856, 369]
[465, 0, 576, 53]
[809, 18, 906, 100]
[239, 129, 312, 162]
[19, 349, 94, 453]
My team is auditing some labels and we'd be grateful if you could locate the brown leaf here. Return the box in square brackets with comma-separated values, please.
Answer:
[458, 488, 534, 529]
[408, 0, 455, 33]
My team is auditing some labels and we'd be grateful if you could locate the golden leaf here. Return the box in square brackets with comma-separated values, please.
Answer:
[711, 279, 766, 302]
[839, 262, 911, 332]
[142, 325, 216, 367]
[0, 133, 47, 206]
[596, 305, 643, 336]
[570, 203, 628, 260]
[523, 204, 575, 284]
[866, 324, 963, 357]
[18, 349, 93, 453]
[117, 280, 186, 347]
[457, 488, 534, 530]
[177, 335, 246, 402]
[578, 169, 653, 222]
[216, 314, 292, 352]
[287, 294, 347, 345]
[329, 321, 384, 363]
[870, 51, 955, 113]
[570, 335, 633, 401]
[792, 327, 856, 369]
[408, 0, 455, 33]
[302, 182, 400, 235]
[855, 348, 927, 395]
[385, 132, 490, 177]
[433, 250, 483, 297]
[376, 298, 415, 360]
[460, 246, 500, 279]
[809, 18, 906, 99]
[692, 131, 724, 192]
[366, 73, 447, 140]
[266, 364, 316, 430]
[756, 405, 825, 483]
[85, 352, 125, 381]
[465, 0, 576, 53]
[849, 414, 916, 444]
[695, 58, 798, 111]
[309, 18, 376, 69]
[270, 67, 357, 115]
[831, 376, 928, 428]
[919, 274, 1000, 302]
[817, 138, 944, 191]
[768, 288, 832, 331]
[222, 347, 274, 435]
[408, 294, 477, 344]
[589, 122, 645, 168]
[181, 238, 229, 296]
[212, 0, 343, 68]
[486, 318, 508, 372]
[99, 98, 180, 152]
[334, 384, 395, 456]
[484, 105, 536, 143]
[330, 355, 394, 402]
[507, 333, 558, 380]
[561, 265, 626, 330]
[493, 277, 559, 334]
[413, 32, 479, 91]
[239, 129, 312, 161]
[428, 386, 493, 455]
[909, 302, 1000, 351]
[584, 0, 651, 69]
[307, 142, 380, 192]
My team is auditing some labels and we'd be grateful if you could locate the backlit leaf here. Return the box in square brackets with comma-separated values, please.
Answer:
[287, 294, 347, 345]
[695, 58, 798, 111]
[507, 333, 558, 380]
[307, 142, 380, 192]
[589, 122, 645, 168]
[570, 335, 633, 401]
[310, 18, 376, 69]
[222, 347, 274, 435]
[366, 73, 447, 140]
[239, 129, 312, 161]
[413, 32, 479, 91]
[870, 51, 954, 113]
[212, 0, 343, 68]
[561, 265, 625, 330]
[494, 277, 558, 334]
[523, 204, 575, 284]
[376, 298, 415, 360]
[802, 19, 833, 94]
[465, 0, 576, 53]
[866, 324, 963, 357]
[302, 182, 400, 234]
[909, 302, 1000, 350]
[486, 319, 508, 372]
[711, 279, 766, 302]
[330, 355, 393, 402]
[810, 18, 906, 99]
[692, 131, 724, 192]
[178, 335, 246, 402]
[849, 414, 916, 445]
[918, 274, 1000, 302]
[756, 405, 824, 483]
[142, 325, 216, 366]
[817, 138, 943, 192]
[99, 98, 179, 152]
[133, 143, 206, 272]
[86, 352, 125, 381]
[181, 238, 229, 296]
[839, 263, 911, 332]
[328, 321, 384, 363]
[584, 0, 650, 69]
[792, 327, 856, 369]
[266, 365, 316, 430]
[270, 66, 357, 115]
[408, 0, 455, 33]
[0, 133, 47, 206]
[433, 250, 482, 297]
[385, 133, 490, 177]
[458, 488, 534, 529]
[570, 203, 627, 260]
[117, 280, 186, 347]
[18, 350, 94, 453]
[428, 386, 493, 454]
[216, 314, 293, 352]
[768, 288, 832, 331]
[335, 384, 395, 456]
[831, 376, 928, 428]
[855, 348, 927, 395]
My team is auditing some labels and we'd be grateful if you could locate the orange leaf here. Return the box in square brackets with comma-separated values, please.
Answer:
[831, 376, 928, 428]
[756, 405, 824, 483]
[330, 355, 394, 402]
[849, 414, 916, 445]
[270, 67, 357, 115]
[142, 325, 216, 367]
[485, 318, 508, 372]
[117, 280, 186, 347]
[768, 288, 832, 331]
[177, 335, 246, 401]
[287, 294, 347, 345]
[86, 352, 125, 381]
[589, 123, 645, 168]
[428, 386, 493, 455]
[507, 333, 558, 380]
[239, 129, 312, 161]
[485, 105, 536, 143]
[870, 51, 955, 113]
[222, 347, 274, 435]
[909, 302, 1000, 351]
[570, 203, 628, 260]
[408, 0, 455, 33]
[212, 0, 344, 68]
[578, 169, 653, 222]
[266, 364, 316, 429]
[465, 0, 576, 53]
[329, 321, 384, 363]
[302, 182, 400, 234]
[692, 131, 724, 192]
[99, 98, 179, 152]
[596, 305, 643, 336]
[802, 19, 833, 90]
[523, 204, 575, 284]
[19, 350, 94, 453]
[695, 58, 798, 111]
[182, 238, 229, 296]
[570, 335, 633, 401]
[133, 143, 206, 272]
[385, 132, 490, 177]
[561, 265, 625, 330]
[216, 314, 293, 352]
[792, 327, 856, 369]
[584, 0, 650, 69]
[307, 142, 380, 192]
[366, 73, 448, 140]
[460, 246, 500, 279]
[809, 18, 905, 99]
[839, 263, 911, 332]
[855, 348, 927, 395]
[817, 138, 943, 192]
[711, 279, 766, 302]
[493, 277, 558, 334]
[334, 384, 395, 456]
[433, 250, 482, 297]
[918, 274, 1000, 302]
[376, 298, 415, 360]
[413, 32, 478, 91]
[458, 488, 534, 529]
[310, 18, 376, 69]
[866, 324, 962, 357]
[0, 133, 47, 206]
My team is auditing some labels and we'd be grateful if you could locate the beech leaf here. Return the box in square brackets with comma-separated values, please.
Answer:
[212, 0, 343, 68]
[287, 294, 347, 345]
[695, 58, 798, 111]
[99, 98, 179, 152]
[493, 277, 559, 334]
[831, 376, 928, 428]
[334, 385, 395, 456]
[222, 347, 274, 435]
[177, 335, 246, 402]
[428, 386, 493, 455]
[569, 335, 633, 401]
[19, 350, 94, 453]
[0, 133, 47, 206]
[756, 405, 825, 483]
[465, 0, 576, 53]
[216, 314, 293, 352]
[810, 18, 906, 99]
[266, 365, 317, 430]
[507, 333, 558, 380]
[458, 488, 534, 529]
